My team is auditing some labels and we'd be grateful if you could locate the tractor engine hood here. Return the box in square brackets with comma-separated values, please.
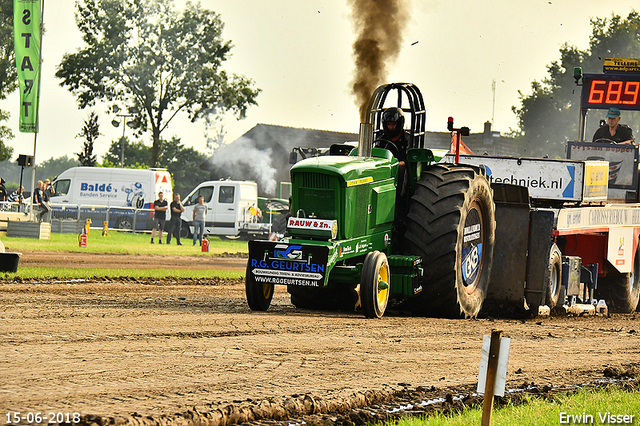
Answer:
[290, 154, 396, 185]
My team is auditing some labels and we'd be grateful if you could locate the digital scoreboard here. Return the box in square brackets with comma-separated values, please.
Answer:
[581, 73, 640, 110]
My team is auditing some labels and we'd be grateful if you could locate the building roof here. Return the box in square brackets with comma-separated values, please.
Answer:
[200, 123, 520, 196]
[243, 123, 359, 152]
[205, 122, 518, 157]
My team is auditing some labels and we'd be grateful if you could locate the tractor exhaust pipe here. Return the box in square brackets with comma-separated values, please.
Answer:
[357, 122, 373, 158]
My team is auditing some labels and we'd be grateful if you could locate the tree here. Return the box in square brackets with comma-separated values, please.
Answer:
[36, 155, 79, 182]
[0, 2, 16, 98]
[103, 135, 209, 196]
[103, 137, 150, 167]
[160, 136, 210, 197]
[76, 111, 100, 166]
[0, 1, 16, 160]
[0, 110, 14, 160]
[512, 11, 640, 158]
[55, 0, 260, 167]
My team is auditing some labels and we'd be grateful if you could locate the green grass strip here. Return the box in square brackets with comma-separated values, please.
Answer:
[1, 267, 244, 280]
[0, 231, 248, 280]
[2, 231, 249, 255]
[392, 385, 639, 426]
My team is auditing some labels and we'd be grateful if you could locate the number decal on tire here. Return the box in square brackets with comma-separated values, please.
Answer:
[461, 206, 483, 288]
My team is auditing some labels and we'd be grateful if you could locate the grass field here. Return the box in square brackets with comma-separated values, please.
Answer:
[1, 231, 249, 255]
[0, 231, 248, 279]
[392, 385, 639, 426]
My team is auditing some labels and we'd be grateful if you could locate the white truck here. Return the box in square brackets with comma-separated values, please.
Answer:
[50, 167, 173, 231]
[180, 180, 271, 240]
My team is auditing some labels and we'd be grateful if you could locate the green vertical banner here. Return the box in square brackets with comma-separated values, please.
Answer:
[13, 0, 41, 133]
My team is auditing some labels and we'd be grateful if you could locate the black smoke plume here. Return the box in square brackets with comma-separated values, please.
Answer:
[348, 0, 410, 121]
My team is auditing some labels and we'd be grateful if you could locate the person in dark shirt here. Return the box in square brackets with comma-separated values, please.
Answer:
[373, 107, 412, 244]
[0, 178, 7, 209]
[374, 107, 410, 165]
[43, 178, 55, 198]
[8, 186, 25, 212]
[166, 193, 185, 245]
[34, 180, 48, 222]
[592, 107, 635, 145]
[150, 192, 169, 244]
[40, 181, 51, 222]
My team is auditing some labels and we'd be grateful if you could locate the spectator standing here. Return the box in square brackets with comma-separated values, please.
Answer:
[40, 180, 52, 222]
[166, 193, 185, 245]
[43, 178, 55, 198]
[150, 191, 169, 244]
[33, 181, 46, 222]
[8, 186, 25, 211]
[192, 195, 207, 246]
[0, 178, 6, 210]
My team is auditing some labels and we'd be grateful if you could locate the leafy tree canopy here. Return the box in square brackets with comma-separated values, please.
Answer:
[0, 1, 16, 160]
[36, 155, 79, 182]
[512, 10, 640, 158]
[76, 111, 100, 166]
[102, 135, 209, 196]
[0, 1, 16, 99]
[102, 137, 150, 168]
[55, 0, 260, 167]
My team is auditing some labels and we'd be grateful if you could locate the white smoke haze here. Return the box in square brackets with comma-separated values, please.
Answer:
[208, 137, 277, 195]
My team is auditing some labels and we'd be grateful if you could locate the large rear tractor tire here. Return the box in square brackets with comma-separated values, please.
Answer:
[245, 264, 274, 311]
[545, 244, 564, 310]
[597, 244, 640, 313]
[360, 251, 390, 318]
[404, 164, 496, 318]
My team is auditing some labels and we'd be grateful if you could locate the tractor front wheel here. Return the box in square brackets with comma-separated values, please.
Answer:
[360, 251, 390, 318]
[245, 264, 274, 311]
[545, 244, 564, 310]
[597, 244, 640, 313]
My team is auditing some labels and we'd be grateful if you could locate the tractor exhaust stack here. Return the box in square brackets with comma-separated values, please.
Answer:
[357, 122, 373, 158]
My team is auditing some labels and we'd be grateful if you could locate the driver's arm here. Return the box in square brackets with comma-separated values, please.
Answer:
[620, 127, 635, 145]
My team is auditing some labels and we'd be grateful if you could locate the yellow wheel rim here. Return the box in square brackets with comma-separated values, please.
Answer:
[263, 283, 274, 299]
[376, 263, 389, 309]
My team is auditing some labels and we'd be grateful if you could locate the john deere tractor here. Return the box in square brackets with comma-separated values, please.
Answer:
[246, 83, 496, 318]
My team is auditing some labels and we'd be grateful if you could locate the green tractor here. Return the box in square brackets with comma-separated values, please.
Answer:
[246, 83, 496, 318]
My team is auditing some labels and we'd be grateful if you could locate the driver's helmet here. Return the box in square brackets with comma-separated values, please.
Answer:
[381, 107, 405, 139]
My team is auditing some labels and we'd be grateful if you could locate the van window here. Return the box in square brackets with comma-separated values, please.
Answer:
[53, 179, 70, 197]
[219, 186, 235, 204]
[184, 186, 214, 206]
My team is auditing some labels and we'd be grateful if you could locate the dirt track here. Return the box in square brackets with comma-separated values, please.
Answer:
[17, 250, 248, 271]
[0, 253, 639, 425]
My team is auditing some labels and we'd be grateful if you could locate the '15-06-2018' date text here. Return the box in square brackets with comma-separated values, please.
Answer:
[5, 412, 81, 424]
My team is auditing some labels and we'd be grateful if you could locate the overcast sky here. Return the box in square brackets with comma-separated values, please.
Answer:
[4, 0, 639, 164]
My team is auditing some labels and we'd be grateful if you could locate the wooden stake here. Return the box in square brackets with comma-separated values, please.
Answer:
[481, 329, 503, 426]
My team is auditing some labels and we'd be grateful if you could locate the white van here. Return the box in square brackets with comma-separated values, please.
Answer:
[180, 180, 269, 239]
[50, 167, 173, 230]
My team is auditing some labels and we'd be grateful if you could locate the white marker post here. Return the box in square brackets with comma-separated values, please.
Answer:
[477, 329, 511, 426]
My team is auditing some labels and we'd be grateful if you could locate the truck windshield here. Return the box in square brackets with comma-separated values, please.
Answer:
[185, 186, 214, 205]
[52, 179, 70, 197]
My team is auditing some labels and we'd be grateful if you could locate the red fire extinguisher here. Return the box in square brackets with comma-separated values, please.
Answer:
[79, 226, 88, 247]
[201, 235, 209, 252]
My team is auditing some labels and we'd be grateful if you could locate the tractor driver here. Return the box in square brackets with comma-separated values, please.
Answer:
[592, 107, 635, 145]
[374, 107, 410, 166]
[374, 107, 411, 241]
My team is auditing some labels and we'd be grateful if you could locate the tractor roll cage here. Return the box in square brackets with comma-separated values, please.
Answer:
[365, 83, 427, 150]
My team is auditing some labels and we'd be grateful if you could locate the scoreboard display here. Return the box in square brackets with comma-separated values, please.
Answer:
[581, 73, 640, 110]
